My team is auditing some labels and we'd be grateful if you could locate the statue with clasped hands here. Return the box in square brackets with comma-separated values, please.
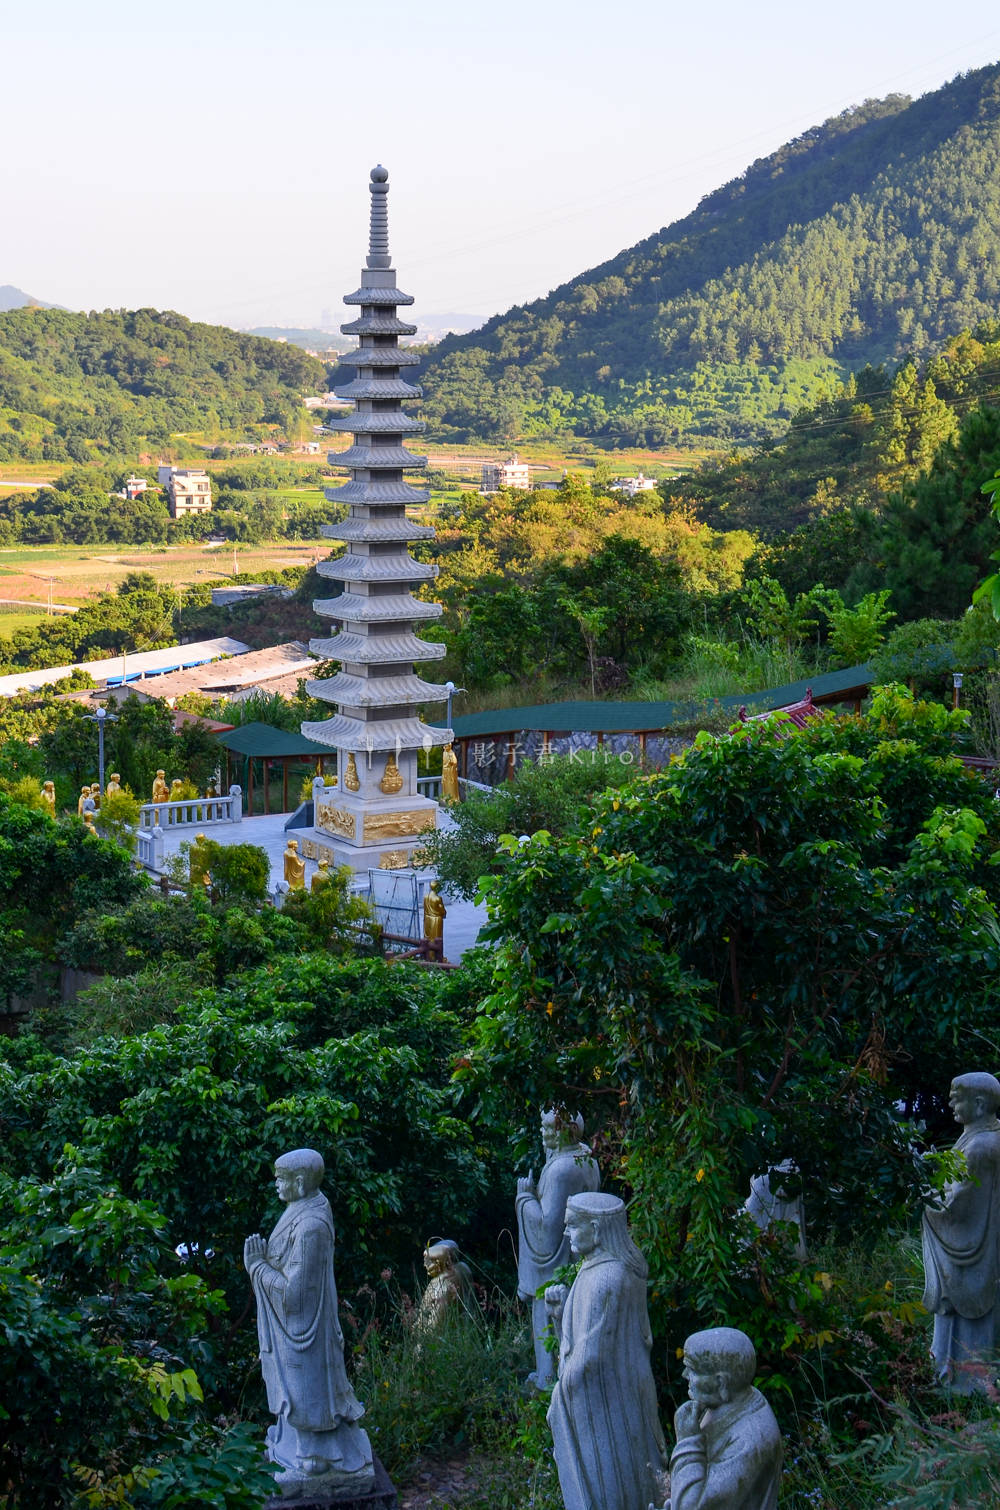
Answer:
[244, 1149, 375, 1499]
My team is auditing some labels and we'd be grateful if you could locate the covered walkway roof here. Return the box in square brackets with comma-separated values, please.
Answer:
[214, 721, 331, 757]
[438, 663, 873, 739]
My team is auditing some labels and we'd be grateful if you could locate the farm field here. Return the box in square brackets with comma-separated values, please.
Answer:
[0, 541, 331, 605]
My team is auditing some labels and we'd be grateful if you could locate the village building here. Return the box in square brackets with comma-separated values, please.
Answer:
[481, 454, 531, 493]
[157, 466, 213, 517]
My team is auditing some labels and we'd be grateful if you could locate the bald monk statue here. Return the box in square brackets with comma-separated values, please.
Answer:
[244, 1149, 375, 1498]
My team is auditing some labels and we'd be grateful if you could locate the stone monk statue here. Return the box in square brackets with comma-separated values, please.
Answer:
[660, 1328, 781, 1510]
[517, 1108, 600, 1388]
[922, 1071, 1000, 1391]
[547, 1192, 666, 1510]
[244, 1149, 375, 1498]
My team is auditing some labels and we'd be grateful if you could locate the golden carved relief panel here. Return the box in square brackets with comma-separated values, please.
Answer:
[379, 849, 411, 869]
[316, 801, 357, 841]
[363, 809, 436, 843]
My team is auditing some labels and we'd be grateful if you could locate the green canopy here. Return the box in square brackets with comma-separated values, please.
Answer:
[213, 721, 331, 757]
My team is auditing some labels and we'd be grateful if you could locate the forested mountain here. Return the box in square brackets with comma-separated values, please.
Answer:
[0, 307, 328, 461]
[420, 63, 1000, 448]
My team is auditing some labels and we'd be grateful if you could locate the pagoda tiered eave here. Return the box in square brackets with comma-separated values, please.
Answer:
[326, 410, 426, 434]
[322, 517, 435, 543]
[324, 479, 430, 506]
[313, 592, 443, 622]
[334, 346, 422, 369]
[342, 285, 414, 305]
[341, 314, 417, 335]
[309, 630, 446, 663]
[306, 671, 450, 706]
[329, 443, 427, 468]
[317, 552, 438, 583]
[335, 377, 423, 400]
[301, 715, 451, 753]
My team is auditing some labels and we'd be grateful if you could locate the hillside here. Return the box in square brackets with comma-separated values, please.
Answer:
[0, 307, 328, 462]
[0, 285, 52, 312]
[420, 63, 1000, 449]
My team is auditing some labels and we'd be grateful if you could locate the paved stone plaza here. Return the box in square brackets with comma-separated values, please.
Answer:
[156, 810, 487, 962]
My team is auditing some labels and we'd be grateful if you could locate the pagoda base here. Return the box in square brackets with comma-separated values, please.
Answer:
[294, 825, 436, 876]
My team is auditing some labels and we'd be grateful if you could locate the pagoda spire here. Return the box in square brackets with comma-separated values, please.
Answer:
[298, 167, 452, 874]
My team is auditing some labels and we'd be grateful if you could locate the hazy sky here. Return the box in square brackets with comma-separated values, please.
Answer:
[5, 0, 1000, 331]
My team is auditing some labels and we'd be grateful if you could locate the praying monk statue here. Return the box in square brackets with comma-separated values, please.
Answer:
[284, 839, 306, 890]
[517, 1108, 600, 1389]
[152, 770, 170, 804]
[244, 1149, 375, 1498]
[922, 1071, 1000, 1392]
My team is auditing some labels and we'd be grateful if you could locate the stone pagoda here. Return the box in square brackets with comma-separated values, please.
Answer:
[298, 165, 452, 873]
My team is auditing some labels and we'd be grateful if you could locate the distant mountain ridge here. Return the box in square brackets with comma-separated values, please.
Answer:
[0, 285, 54, 312]
[420, 63, 1000, 448]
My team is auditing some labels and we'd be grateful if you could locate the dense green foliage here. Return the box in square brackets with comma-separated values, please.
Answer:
[420, 65, 1000, 445]
[0, 308, 327, 461]
[463, 691, 1000, 1370]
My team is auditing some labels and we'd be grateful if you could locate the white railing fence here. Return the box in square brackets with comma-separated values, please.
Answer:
[138, 785, 242, 832]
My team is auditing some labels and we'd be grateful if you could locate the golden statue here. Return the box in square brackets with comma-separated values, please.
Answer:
[423, 880, 447, 944]
[441, 742, 460, 803]
[344, 753, 360, 792]
[380, 753, 403, 795]
[77, 786, 92, 817]
[152, 770, 170, 804]
[311, 858, 331, 891]
[41, 780, 56, 818]
[90, 783, 102, 810]
[189, 833, 212, 892]
[170, 779, 184, 801]
[83, 810, 98, 835]
[106, 772, 122, 798]
[284, 839, 306, 890]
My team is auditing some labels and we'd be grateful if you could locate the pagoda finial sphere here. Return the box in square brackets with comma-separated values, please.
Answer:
[370, 165, 388, 183]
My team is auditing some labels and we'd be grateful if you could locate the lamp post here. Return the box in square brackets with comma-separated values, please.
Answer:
[444, 680, 466, 729]
[953, 671, 964, 710]
[83, 705, 119, 793]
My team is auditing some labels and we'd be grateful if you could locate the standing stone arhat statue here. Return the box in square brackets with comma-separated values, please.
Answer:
[244, 1148, 376, 1499]
[922, 1071, 1000, 1391]
[656, 1328, 781, 1510]
[516, 1108, 600, 1389]
[546, 1192, 666, 1510]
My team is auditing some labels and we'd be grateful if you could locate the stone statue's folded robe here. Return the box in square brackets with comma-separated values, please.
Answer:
[251, 1192, 364, 1432]
[668, 1391, 781, 1510]
[547, 1252, 666, 1510]
[516, 1145, 600, 1300]
[922, 1123, 1000, 1322]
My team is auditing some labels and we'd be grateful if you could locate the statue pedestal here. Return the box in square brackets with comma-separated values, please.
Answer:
[265, 1453, 397, 1510]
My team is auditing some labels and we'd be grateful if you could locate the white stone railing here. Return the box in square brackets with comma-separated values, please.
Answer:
[417, 775, 441, 799]
[138, 784, 242, 832]
[134, 825, 165, 872]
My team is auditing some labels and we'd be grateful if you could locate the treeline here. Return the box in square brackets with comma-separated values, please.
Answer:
[0, 460, 334, 545]
[0, 307, 328, 462]
[0, 568, 325, 673]
[419, 63, 1000, 446]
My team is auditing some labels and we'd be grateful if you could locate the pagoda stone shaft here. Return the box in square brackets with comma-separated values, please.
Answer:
[300, 165, 451, 871]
